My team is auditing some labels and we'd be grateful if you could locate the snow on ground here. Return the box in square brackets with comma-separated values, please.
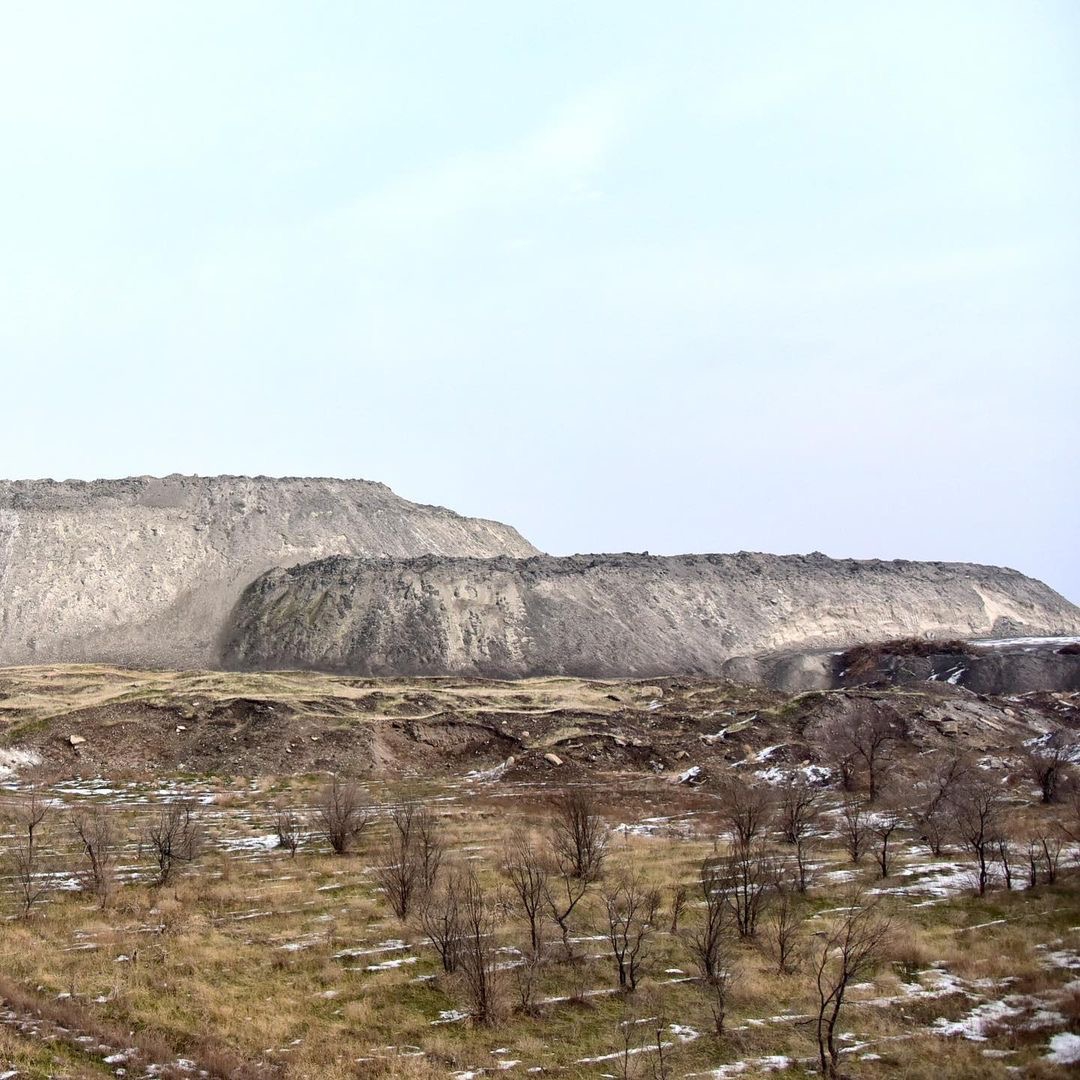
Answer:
[974, 635, 1080, 649]
[0, 749, 41, 779]
[1046, 1032, 1080, 1065]
[687, 1055, 794, 1077]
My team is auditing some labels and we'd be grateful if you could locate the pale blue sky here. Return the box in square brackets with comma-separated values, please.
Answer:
[1, 2, 1077, 600]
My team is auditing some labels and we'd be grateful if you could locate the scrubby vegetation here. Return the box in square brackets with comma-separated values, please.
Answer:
[838, 638, 974, 683]
[1, 734, 1079, 1079]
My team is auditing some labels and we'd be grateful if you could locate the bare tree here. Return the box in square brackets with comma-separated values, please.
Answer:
[376, 803, 431, 920]
[413, 805, 444, 893]
[778, 777, 824, 892]
[684, 858, 725, 982]
[765, 879, 804, 975]
[602, 868, 661, 991]
[8, 789, 52, 918]
[869, 808, 904, 879]
[668, 880, 689, 934]
[503, 830, 549, 958]
[1041, 833, 1065, 884]
[457, 868, 505, 1025]
[1024, 831, 1042, 889]
[274, 807, 304, 858]
[420, 868, 463, 974]
[812, 894, 891, 1078]
[721, 841, 776, 939]
[146, 800, 203, 887]
[544, 857, 591, 959]
[911, 753, 970, 856]
[1023, 732, 1075, 804]
[376, 842, 419, 920]
[995, 831, 1014, 890]
[550, 789, 609, 881]
[683, 858, 738, 1035]
[315, 777, 370, 855]
[840, 794, 869, 864]
[716, 774, 773, 849]
[71, 804, 122, 906]
[823, 701, 902, 801]
[947, 774, 1003, 896]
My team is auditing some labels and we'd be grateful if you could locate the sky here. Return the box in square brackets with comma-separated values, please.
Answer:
[0, 2, 1077, 601]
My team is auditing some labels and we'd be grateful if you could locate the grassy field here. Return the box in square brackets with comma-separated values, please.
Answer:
[0, 766, 1078, 1080]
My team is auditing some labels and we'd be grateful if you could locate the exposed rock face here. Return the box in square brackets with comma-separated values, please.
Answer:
[0, 476, 537, 668]
[223, 552, 1080, 678]
[722, 637, 1080, 694]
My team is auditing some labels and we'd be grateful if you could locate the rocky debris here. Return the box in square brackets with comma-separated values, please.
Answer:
[0, 666, 1073, 783]
[0, 475, 536, 668]
[68, 734, 86, 747]
[224, 551, 1080, 678]
[719, 635, 1080, 694]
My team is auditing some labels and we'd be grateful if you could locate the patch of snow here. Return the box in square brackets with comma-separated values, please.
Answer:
[688, 1055, 793, 1078]
[575, 1042, 673, 1065]
[669, 1023, 701, 1043]
[1046, 1032, 1080, 1065]
[432, 1009, 470, 1025]
[366, 956, 419, 972]
[0, 749, 42, 778]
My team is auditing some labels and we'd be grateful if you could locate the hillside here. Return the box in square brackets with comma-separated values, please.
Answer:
[1, 663, 1074, 781]
[0, 475, 537, 668]
[224, 551, 1080, 678]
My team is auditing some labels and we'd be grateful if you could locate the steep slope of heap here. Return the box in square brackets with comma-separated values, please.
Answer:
[0, 476, 537, 667]
[224, 551, 1080, 678]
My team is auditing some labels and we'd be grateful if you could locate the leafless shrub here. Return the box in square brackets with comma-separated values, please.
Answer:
[778, 776, 824, 892]
[544, 856, 591, 959]
[601, 867, 661, 992]
[502, 830, 549, 958]
[1041, 833, 1065, 884]
[645, 1005, 672, 1080]
[812, 893, 891, 1078]
[716, 774, 773, 848]
[550, 789, 609, 881]
[840, 794, 869, 864]
[995, 831, 1014, 890]
[315, 777, 370, 855]
[420, 867, 463, 974]
[611, 1005, 644, 1080]
[821, 701, 902, 801]
[7, 789, 52, 917]
[911, 753, 970, 855]
[765, 878, 805, 975]
[377, 803, 440, 920]
[412, 805, 445, 893]
[946, 773, 1003, 896]
[513, 949, 543, 1016]
[869, 807, 904, 879]
[683, 858, 736, 991]
[274, 807, 304, 857]
[1023, 732, 1075, 804]
[146, 800, 203, 887]
[457, 868, 506, 1025]
[71, 804, 122, 906]
[668, 879, 689, 933]
[377, 845, 419, 920]
[1024, 832, 1042, 888]
[721, 841, 776, 939]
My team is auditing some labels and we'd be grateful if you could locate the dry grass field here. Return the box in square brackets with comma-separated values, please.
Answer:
[1, 667, 1078, 1078]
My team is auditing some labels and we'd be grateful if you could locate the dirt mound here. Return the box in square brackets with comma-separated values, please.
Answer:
[1, 666, 1072, 786]
[224, 551, 1080, 678]
[0, 475, 536, 669]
